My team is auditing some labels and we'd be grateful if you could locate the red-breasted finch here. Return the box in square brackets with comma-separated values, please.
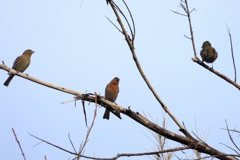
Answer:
[103, 77, 120, 120]
[4, 49, 34, 87]
[200, 41, 218, 67]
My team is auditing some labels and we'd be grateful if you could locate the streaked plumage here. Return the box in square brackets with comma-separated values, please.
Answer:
[4, 49, 34, 86]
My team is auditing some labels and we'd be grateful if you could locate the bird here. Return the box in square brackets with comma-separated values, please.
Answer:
[103, 77, 120, 120]
[200, 41, 218, 68]
[4, 49, 34, 87]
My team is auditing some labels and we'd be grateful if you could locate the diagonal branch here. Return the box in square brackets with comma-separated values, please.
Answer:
[12, 128, 27, 160]
[108, 0, 190, 136]
[192, 58, 240, 90]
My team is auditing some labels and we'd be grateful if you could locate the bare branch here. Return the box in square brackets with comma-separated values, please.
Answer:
[192, 58, 240, 90]
[111, 1, 134, 41]
[106, 16, 123, 33]
[173, 0, 197, 57]
[12, 128, 27, 160]
[221, 128, 240, 134]
[0, 63, 83, 96]
[110, 146, 191, 159]
[75, 93, 98, 160]
[220, 143, 240, 155]
[226, 24, 237, 82]
[182, 0, 197, 58]
[225, 120, 240, 152]
[184, 34, 191, 39]
[29, 133, 80, 156]
[68, 133, 77, 154]
[170, 9, 187, 17]
[122, 0, 136, 42]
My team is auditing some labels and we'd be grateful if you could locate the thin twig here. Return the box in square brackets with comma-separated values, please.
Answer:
[220, 143, 240, 155]
[225, 120, 240, 152]
[122, 0, 136, 42]
[170, 10, 187, 17]
[29, 133, 77, 155]
[76, 92, 98, 160]
[68, 133, 77, 153]
[112, 1, 134, 41]
[192, 132, 209, 147]
[12, 128, 27, 160]
[106, 16, 123, 33]
[182, 0, 197, 58]
[226, 24, 237, 82]
[220, 128, 240, 134]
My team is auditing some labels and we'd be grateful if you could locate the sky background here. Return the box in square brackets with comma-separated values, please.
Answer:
[0, 0, 240, 160]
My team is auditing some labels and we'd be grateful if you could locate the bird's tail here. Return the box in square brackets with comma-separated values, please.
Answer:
[4, 75, 15, 87]
[103, 109, 110, 120]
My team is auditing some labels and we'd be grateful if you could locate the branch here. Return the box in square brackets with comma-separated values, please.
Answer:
[0, 62, 82, 95]
[192, 58, 240, 90]
[225, 120, 240, 152]
[68, 133, 77, 154]
[226, 24, 237, 82]
[75, 94, 98, 160]
[110, 146, 190, 159]
[173, 0, 197, 58]
[108, 0, 189, 137]
[30, 131, 192, 160]
[12, 128, 27, 160]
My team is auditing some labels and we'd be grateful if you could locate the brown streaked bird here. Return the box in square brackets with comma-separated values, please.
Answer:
[103, 77, 120, 120]
[200, 41, 218, 68]
[4, 49, 34, 87]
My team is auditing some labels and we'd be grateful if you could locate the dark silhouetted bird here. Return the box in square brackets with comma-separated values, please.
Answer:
[200, 41, 218, 68]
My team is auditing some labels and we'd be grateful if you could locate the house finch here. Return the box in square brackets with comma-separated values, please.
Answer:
[200, 41, 218, 68]
[103, 77, 120, 120]
[4, 49, 34, 87]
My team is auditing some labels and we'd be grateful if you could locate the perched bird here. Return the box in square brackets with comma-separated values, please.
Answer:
[103, 77, 120, 120]
[4, 49, 34, 87]
[200, 41, 218, 68]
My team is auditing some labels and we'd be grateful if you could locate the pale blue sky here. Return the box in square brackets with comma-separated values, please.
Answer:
[0, 0, 240, 160]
